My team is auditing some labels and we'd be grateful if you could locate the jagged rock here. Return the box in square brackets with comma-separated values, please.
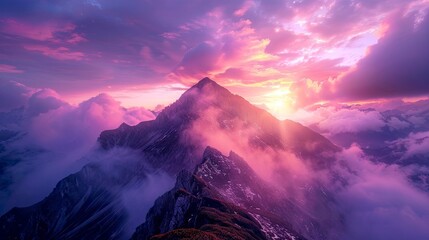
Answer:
[132, 169, 269, 240]
[0, 163, 131, 240]
[132, 147, 311, 240]
[0, 78, 341, 240]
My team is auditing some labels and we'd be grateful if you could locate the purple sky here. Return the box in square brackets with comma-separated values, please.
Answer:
[1, 0, 429, 117]
[1, 2, 429, 239]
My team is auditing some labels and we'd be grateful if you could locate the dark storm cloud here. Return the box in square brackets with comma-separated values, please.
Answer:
[337, 9, 429, 100]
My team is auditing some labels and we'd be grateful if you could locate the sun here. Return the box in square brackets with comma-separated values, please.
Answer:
[265, 88, 295, 120]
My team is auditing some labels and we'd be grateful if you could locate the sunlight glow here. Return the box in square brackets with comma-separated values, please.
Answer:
[264, 88, 295, 119]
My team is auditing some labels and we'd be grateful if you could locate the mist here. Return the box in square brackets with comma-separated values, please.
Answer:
[0, 83, 155, 214]
[332, 145, 429, 240]
[72, 147, 175, 239]
[181, 96, 429, 240]
[121, 172, 174, 237]
[2, 80, 429, 239]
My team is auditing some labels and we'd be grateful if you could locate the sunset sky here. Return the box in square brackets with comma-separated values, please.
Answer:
[2, 2, 429, 238]
[1, 0, 429, 119]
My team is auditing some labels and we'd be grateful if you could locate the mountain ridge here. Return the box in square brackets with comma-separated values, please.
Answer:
[99, 77, 339, 171]
[132, 146, 307, 240]
[1, 77, 341, 240]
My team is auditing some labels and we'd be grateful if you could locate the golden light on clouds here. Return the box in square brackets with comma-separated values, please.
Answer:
[263, 86, 296, 119]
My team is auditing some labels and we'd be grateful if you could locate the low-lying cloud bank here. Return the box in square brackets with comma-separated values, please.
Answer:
[333, 145, 429, 240]
[1, 80, 428, 239]
[179, 89, 429, 240]
[289, 99, 428, 137]
[0, 80, 155, 214]
[285, 100, 429, 239]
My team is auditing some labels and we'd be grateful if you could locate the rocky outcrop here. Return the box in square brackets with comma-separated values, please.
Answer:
[132, 147, 310, 240]
[0, 78, 342, 240]
[132, 169, 268, 240]
[0, 163, 132, 240]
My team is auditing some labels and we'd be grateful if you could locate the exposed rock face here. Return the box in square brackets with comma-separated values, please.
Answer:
[132, 147, 309, 240]
[0, 163, 134, 240]
[131, 171, 270, 240]
[194, 147, 342, 240]
[0, 78, 342, 240]
[99, 77, 339, 174]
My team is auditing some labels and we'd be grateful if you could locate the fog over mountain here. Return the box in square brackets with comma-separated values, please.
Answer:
[2, 0, 429, 239]
[0, 83, 155, 214]
[0, 78, 428, 240]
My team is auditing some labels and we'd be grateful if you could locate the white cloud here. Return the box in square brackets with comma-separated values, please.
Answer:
[317, 109, 385, 134]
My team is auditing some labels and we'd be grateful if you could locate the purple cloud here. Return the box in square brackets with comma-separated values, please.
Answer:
[1, 0, 428, 110]
[318, 109, 386, 134]
[391, 131, 429, 160]
[387, 117, 411, 131]
[23, 45, 85, 61]
[0, 64, 23, 73]
[0, 80, 33, 112]
[0, 81, 156, 213]
[337, 9, 429, 100]
[333, 145, 429, 240]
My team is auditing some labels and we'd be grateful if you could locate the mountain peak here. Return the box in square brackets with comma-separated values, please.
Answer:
[156, 77, 233, 122]
[187, 77, 232, 96]
[192, 77, 218, 89]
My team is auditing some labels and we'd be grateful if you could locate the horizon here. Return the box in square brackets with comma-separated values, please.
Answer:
[1, 1, 429, 240]
[1, 0, 429, 119]
[2, 76, 429, 121]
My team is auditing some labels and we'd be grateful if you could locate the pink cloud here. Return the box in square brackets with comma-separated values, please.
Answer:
[168, 14, 279, 84]
[0, 86, 156, 212]
[0, 64, 22, 73]
[234, 0, 253, 17]
[0, 19, 82, 43]
[1, 19, 61, 41]
[160, 32, 180, 40]
[25, 92, 155, 151]
[265, 30, 310, 54]
[1, 0, 428, 110]
[287, 58, 347, 81]
[215, 67, 247, 80]
[66, 33, 87, 44]
[24, 45, 85, 60]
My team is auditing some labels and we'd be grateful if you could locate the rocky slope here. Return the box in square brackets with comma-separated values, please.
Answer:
[99, 77, 339, 172]
[0, 162, 137, 239]
[0, 78, 342, 239]
[132, 170, 268, 240]
[194, 147, 340, 240]
[132, 147, 308, 240]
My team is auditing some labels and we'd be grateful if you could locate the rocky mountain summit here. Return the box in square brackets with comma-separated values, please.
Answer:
[0, 78, 342, 239]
